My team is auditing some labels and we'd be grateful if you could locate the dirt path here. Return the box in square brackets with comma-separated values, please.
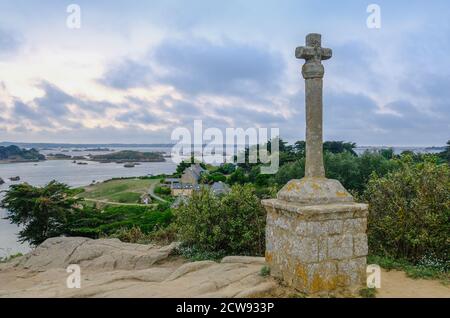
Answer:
[83, 198, 156, 207]
[377, 269, 449, 298]
[148, 182, 168, 203]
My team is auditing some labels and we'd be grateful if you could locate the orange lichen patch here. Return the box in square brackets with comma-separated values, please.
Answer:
[295, 264, 308, 288]
[265, 251, 273, 263]
[285, 182, 299, 192]
[311, 182, 321, 190]
[309, 274, 342, 293]
[336, 191, 349, 197]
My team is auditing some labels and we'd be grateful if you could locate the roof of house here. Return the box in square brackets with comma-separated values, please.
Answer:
[211, 181, 230, 194]
[171, 183, 202, 190]
[185, 164, 205, 176]
[164, 178, 181, 183]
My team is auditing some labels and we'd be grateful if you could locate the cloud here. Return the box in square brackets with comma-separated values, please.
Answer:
[33, 82, 74, 117]
[153, 38, 285, 97]
[0, 27, 21, 55]
[99, 59, 154, 89]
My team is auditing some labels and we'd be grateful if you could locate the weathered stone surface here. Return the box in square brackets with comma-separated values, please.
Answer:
[337, 257, 367, 287]
[325, 220, 343, 235]
[277, 178, 353, 204]
[263, 198, 369, 293]
[343, 218, 367, 234]
[291, 238, 318, 263]
[327, 235, 353, 260]
[295, 33, 332, 178]
[221, 256, 267, 265]
[353, 234, 369, 257]
[0, 238, 278, 298]
[262, 198, 368, 221]
[5, 237, 180, 272]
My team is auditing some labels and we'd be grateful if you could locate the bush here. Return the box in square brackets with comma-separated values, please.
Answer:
[68, 204, 174, 238]
[272, 151, 399, 194]
[154, 186, 171, 195]
[363, 157, 450, 266]
[174, 184, 266, 256]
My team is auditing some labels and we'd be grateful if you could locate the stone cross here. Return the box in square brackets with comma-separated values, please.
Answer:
[262, 34, 368, 295]
[295, 33, 332, 178]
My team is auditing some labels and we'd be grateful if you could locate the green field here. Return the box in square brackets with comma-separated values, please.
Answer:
[78, 178, 161, 204]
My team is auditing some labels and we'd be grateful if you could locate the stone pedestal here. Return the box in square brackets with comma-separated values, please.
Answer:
[262, 178, 368, 294]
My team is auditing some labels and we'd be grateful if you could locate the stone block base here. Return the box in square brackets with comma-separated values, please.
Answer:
[262, 198, 368, 294]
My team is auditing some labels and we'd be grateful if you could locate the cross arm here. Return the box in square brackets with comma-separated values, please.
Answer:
[321, 48, 332, 60]
[295, 46, 333, 61]
[295, 46, 315, 60]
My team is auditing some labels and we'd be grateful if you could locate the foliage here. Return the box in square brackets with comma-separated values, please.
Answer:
[154, 186, 171, 195]
[364, 157, 450, 265]
[439, 140, 450, 164]
[217, 163, 236, 175]
[90, 150, 164, 162]
[323, 141, 357, 156]
[228, 167, 249, 185]
[177, 245, 227, 262]
[368, 255, 449, 282]
[0, 253, 23, 263]
[359, 287, 377, 298]
[0, 145, 45, 161]
[260, 265, 271, 277]
[145, 224, 178, 245]
[68, 203, 173, 238]
[174, 184, 266, 257]
[207, 172, 227, 183]
[1, 181, 82, 246]
[107, 226, 147, 243]
[272, 151, 399, 194]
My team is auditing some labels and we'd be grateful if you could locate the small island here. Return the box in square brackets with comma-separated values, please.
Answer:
[90, 150, 165, 163]
[0, 145, 45, 163]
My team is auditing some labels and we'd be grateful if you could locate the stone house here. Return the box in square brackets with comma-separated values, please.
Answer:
[180, 164, 205, 184]
[171, 183, 201, 197]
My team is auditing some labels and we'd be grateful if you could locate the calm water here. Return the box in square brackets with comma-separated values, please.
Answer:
[0, 157, 177, 258]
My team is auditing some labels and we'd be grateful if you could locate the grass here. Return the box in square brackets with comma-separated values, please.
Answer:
[0, 253, 23, 263]
[260, 265, 270, 277]
[176, 245, 227, 262]
[359, 287, 377, 298]
[78, 178, 159, 204]
[368, 255, 449, 285]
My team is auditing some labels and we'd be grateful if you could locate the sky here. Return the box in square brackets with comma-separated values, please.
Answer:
[0, 0, 449, 146]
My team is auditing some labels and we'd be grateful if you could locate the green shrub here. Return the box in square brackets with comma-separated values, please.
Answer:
[363, 157, 450, 266]
[359, 287, 377, 298]
[0, 253, 23, 263]
[154, 186, 171, 195]
[68, 204, 174, 238]
[260, 265, 271, 277]
[174, 184, 266, 257]
[107, 226, 147, 243]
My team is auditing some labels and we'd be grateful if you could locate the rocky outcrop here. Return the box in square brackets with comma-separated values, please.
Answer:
[0, 177, 4, 185]
[0, 237, 278, 298]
